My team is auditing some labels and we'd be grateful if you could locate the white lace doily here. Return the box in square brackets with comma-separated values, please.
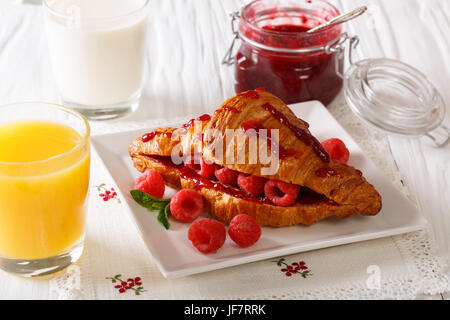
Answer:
[48, 99, 449, 300]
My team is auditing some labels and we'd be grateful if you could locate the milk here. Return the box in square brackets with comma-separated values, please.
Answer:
[45, 0, 149, 107]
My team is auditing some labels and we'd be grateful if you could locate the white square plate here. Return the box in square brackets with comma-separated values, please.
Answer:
[91, 101, 427, 279]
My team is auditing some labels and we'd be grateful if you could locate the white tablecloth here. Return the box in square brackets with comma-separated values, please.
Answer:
[0, 0, 449, 299]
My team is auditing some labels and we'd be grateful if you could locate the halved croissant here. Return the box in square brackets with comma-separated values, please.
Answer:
[129, 91, 382, 227]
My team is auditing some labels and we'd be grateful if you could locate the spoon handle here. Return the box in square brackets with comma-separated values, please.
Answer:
[307, 6, 367, 33]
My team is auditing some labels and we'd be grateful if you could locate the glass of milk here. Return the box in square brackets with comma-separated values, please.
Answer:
[43, 0, 150, 120]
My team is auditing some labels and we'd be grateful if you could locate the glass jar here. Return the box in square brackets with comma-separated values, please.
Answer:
[224, 0, 448, 145]
[230, 0, 343, 105]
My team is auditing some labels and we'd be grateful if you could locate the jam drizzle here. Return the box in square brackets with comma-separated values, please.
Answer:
[180, 114, 211, 134]
[196, 114, 211, 122]
[215, 106, 241, 114]
[297, 118, 310, 129]
[241, 120, 300, 159]
[298, 187, 338, 206]
[315, 167, 340, 178]
[142, 131, 173, 142]
[181, 167, 272, 205]
[180, 120, 194, 135]
[146, 155, 337, 207]
[237, 90, 260, 99]
[261, 103, 330, 163]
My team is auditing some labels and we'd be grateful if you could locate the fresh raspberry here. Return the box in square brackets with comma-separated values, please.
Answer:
[215, 167, 240, 185]
[184, 154, 216, 178]
[237, 174, 266, 196]
[188, 219, 226, 254]
[321, 138, 350, 164]
[170, 189, 204, 223]
[228, 214, 261, 248]
[134, 169, 165, 198]
[264, 180, 300, 207]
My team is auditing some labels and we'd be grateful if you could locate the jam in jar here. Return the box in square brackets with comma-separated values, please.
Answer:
[233, 0, 343, 105]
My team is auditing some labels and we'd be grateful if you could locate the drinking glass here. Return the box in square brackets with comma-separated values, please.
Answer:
[0, 102, 90, 277]
[43, 0, 150, 120]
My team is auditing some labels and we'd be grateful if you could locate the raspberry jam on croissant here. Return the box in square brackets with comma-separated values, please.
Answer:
[148, 155, 336, 207]
[261, 103, 330, 162]
[142, 131, 172, 142]
[241, 119, 301, 160]
[129, 90, 382, 227]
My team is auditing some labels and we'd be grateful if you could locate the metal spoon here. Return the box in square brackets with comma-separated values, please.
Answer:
[307, 6, 367, 33]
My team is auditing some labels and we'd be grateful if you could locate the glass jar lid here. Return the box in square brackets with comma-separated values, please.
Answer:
[344, 58, 447, 139]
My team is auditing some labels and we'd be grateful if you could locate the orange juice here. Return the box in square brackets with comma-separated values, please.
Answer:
[0, 121, 90, 260]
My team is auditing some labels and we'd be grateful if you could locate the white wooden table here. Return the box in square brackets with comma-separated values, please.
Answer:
[0, 0, 449, 299]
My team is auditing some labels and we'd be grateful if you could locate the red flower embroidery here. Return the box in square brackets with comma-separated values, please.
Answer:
[95, 184, 121, 203]
[106, 275, 146, 295]
[272, 258, 312, 278]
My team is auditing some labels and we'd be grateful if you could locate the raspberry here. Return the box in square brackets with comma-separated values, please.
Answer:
[264, 180, 300, 207]
[237, 174, 266, 196]
[184, 154, 216, 178]
[228, 214, 261, 248]
[134, 169, 165, 198]
[188, 219, 226, 254]
[321, 138, 350, 164]
[170, 189, 204, 223]
[215, 167, 240, 185]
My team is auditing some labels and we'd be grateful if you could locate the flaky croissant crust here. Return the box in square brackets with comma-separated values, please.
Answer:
[129, 91, 382, 226]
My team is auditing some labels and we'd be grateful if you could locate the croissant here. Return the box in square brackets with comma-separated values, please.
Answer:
[129, 91, 382, 227]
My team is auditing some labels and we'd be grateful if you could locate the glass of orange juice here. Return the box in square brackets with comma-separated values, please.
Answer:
[0, 102, 90, 277]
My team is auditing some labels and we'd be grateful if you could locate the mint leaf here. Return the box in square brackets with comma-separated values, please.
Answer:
[149, 201, 167, 211]
[130, 190, 170, 209]
[130, 190, 171, 230]
[157, 204, 171, 230]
